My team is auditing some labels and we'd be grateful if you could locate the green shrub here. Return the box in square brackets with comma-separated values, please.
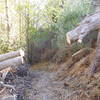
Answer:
[51, 0, 93, 48]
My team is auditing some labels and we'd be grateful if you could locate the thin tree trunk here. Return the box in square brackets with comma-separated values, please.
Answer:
[18, 1, 22, 47]
[26, 15, 30, 63]
[25, 0, 31, 64]
[90, 31, 100, 74]
[5, 0, 10, 43]
[19, 13, 22, 47]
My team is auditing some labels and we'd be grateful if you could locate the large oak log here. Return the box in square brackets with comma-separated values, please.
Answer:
[0, 50, 24, 62]
[66, 12, 100, 44]
[0, 57, 23, 70]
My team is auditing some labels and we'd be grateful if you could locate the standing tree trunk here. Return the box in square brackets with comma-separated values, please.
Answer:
[19, 13, 22, 47]
[90, 32, 100, 74]
[5, 0, 10, 43]
[18, 1, 22, 47]
[25, 0, 31, 64]
[90, 0, 100, 75]
[19, 12, 22, 47]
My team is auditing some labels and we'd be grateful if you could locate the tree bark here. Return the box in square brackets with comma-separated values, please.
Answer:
[90, 31, 100, 74]
[90, 0, 100, 75]
[66, 0, 100, 75]
[25, 1, 30, 64]
[66, 12, 100, 44]
[0, 50, 24, 62]
[0, 56, 23, 70]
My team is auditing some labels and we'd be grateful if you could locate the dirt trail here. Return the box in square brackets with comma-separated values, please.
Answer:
[13, 52, 100, 100]
[24, 71, 74, 100]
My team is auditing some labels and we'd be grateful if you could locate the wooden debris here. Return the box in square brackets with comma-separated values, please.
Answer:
[54, 48, 92, 81]
[0, 67, 11, 81]
[0, 50, 24, 62]
[0, 57, 23, 70]
[72, 48, 93, 63]
[0, 81, 15, 91]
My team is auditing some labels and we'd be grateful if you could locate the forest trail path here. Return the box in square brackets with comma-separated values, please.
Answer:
[24, 70, 73, 100]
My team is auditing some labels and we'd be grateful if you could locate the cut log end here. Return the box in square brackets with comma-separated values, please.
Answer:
[66, 33, 71, 44]
[0, 50, 26, 71]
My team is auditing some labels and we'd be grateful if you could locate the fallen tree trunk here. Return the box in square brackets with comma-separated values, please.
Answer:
[66, 3, 100, 75]
[66, 12, 100, 44]
[0, 50, 24, 62]
[0, 57, 23, 70]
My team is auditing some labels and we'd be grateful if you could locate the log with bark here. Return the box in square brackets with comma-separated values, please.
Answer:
[66, 12, 100, 44]
[0, 50, 25, 81]
[66, 11, 100, 75]
[0, 50, 25, 96]
[0, 50, 24, 62]
[0, 56, 23, 71]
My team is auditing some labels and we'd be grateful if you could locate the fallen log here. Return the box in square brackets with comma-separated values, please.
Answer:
[66, 5, 100, 75]
[0, 50, 24, 62]
[0, 57, 23, 70]
[66, 12, 100, 44]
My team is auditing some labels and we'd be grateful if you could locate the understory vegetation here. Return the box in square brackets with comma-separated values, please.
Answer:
[1, 1, 100, 100]
[0, 0, 93, 63]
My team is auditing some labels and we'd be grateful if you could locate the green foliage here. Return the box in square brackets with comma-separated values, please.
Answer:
[0, 0, 93, 54]
[0, 35, 22, 54]
[0, 41, 9, 54]
[29, 0, 93, 50]
[50, 0, 93, 48]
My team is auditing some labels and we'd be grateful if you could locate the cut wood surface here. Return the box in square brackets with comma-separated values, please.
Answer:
[0, 57, 23, 70]
[0, 50, 24, 62]
[66, 12, 100, 44]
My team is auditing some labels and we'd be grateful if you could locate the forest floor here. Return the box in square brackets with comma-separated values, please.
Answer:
[23, 49, 100, 100]
[23, 58, 100, 100]
[1, 49, 100, 100]
[24, 71, 69, 100]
